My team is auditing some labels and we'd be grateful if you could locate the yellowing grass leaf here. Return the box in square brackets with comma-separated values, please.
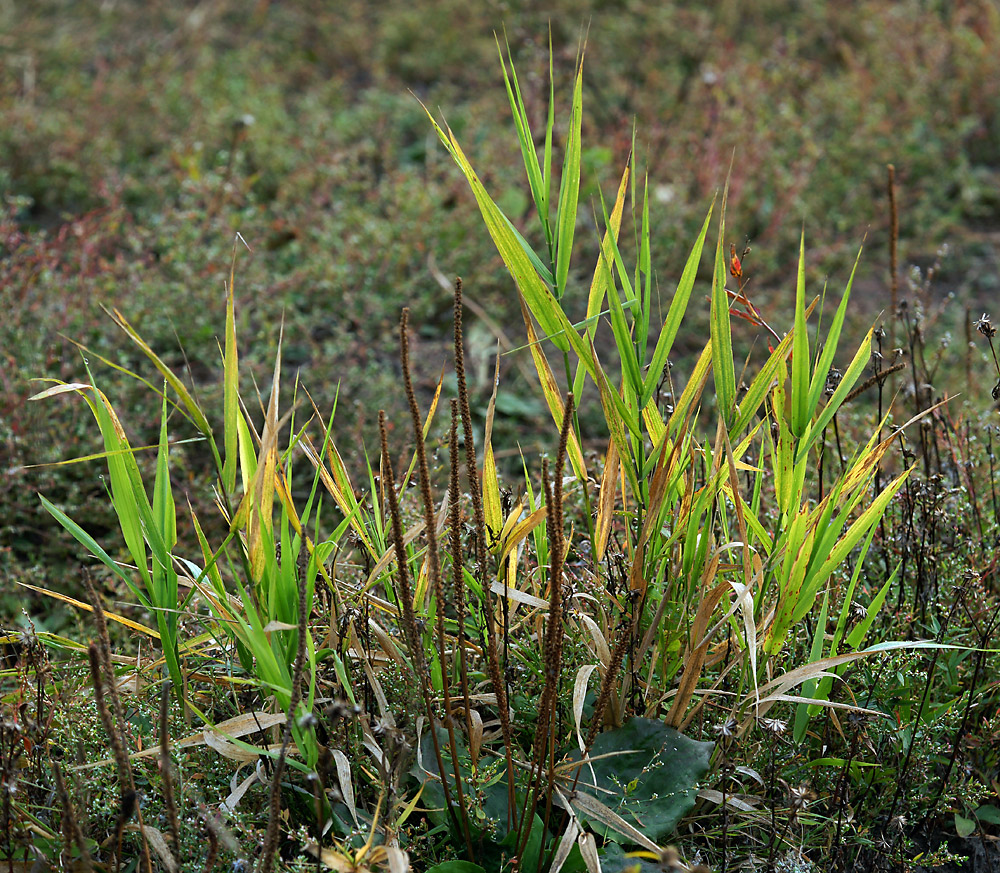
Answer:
[594, 436, 619, 564]
[554, 53, 584, 296]
[482, 353, 503, 538]
[17, 583, 159, 639]
[519, 296, 588, 481]
[108, 308, 214, 439]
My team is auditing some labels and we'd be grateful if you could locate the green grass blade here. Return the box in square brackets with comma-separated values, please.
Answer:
[544, 27, 555, 230]
[711, 213, 736, 427]
[520, 298, 588, 481]
[807, 247, 862, 416]
[803, 466, 913, 613]
[502, 212, 556, 287]
[791, 232, 810, 438]
[497, 35, 549, 247]
[554, 52, 584, 298]
[845, 565, 899, 650]
[107, 307, 219, 467]
[153, 392, 177, 554]
[642, 202, 714, 408]
[572, 160, 629, 399]
[636, 173, 652, 360]
[38, 495, 152, 610]
[731, 330, 794, 435]
[793, 589, 830, 742]
[794, 327, 873, 464]
[423, 107, 568, 351]
[223, 258, 239, 494]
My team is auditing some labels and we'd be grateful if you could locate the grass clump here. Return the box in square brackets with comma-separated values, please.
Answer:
[3, 23, 1000, 873]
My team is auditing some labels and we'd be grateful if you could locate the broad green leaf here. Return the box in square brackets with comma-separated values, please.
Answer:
[955, 813, 976, 839]
[565, 718, 713, 844]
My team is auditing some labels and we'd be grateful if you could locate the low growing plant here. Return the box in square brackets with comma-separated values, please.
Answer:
[17, 36, 990, 873]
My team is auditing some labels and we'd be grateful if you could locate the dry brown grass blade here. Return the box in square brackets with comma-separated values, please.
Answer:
[665, 566, 725, 728]
[593, 435, 619, 565]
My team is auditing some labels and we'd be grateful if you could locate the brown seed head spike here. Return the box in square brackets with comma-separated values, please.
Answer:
[399, 307, 447, 668]
[398, 312, 476, 857]
[87, 643, 132, 794]
[379, 410, 424, 669]
[517, 395, 575, 859]
[53, 761, 95, 873]
[453, 277, 516, 823]
[83, 571, 133, 782]
[449, 398, 474, 740]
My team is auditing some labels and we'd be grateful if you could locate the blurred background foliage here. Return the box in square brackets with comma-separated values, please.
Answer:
[3, 0, 1000, 630]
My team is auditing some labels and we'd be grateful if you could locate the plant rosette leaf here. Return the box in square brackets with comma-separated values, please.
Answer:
[565, 718, 713, 844]
[975, 804, 1000, 826]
